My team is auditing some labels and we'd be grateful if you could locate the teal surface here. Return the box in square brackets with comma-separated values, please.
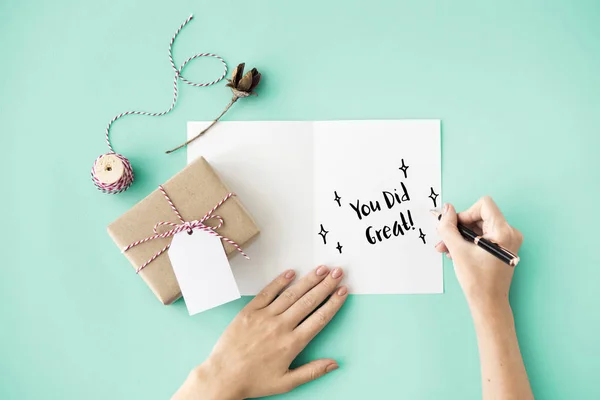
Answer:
[1, 1, 599, 399]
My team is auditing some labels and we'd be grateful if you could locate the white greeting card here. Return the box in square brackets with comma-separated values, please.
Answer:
[187, 120, 442, 295]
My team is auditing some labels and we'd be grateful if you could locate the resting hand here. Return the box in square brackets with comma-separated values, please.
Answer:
[172, 266, 348, 400]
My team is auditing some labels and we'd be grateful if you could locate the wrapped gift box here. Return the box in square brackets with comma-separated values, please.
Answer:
[107, 157, 259, 305]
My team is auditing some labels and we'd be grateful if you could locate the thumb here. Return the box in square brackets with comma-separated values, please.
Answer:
[282, 359, 338, 391]
[437, 203, 466, 252]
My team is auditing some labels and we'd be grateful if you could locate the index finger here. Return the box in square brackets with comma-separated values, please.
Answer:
[457, 196, 506, 227]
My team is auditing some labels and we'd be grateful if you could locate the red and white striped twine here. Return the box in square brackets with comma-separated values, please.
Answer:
[92, 14, 228, 194]
[123, 185, 249, 273]
[90, 153, 134, 194]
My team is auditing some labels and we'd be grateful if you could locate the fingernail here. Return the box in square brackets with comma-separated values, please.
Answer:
[443, 203, 450, 215]
[316, 265, 329, 276]
[434, 240, 443, 248]
[284, 270, 295, 279]
[337, 286, 348, 296]
[326, 363, 339, 373]
[331, 267, 343, 279]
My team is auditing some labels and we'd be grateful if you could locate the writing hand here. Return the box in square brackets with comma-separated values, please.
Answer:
[434, 196, 523, 310]
[172, 266, 348, 400]
[435, 197, 533, 399]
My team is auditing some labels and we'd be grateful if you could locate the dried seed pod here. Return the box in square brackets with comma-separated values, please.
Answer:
[226, 63, 262, 97]
[166, 62, 263, 153]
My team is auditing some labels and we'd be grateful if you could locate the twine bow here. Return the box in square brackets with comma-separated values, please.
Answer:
[123, 185, 249, 273]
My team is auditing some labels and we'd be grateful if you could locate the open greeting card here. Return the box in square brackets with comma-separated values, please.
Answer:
[187, 120, 443, 295]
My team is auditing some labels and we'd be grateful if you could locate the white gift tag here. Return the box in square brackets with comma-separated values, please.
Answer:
[168, 230, 240, 315]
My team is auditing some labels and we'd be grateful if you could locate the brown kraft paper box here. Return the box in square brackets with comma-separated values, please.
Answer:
[107, 157, 259, 305]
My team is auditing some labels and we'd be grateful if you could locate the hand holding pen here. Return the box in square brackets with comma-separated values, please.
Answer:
[431, 211, 520, 267]
[433, 196, 524, 309]
[433, 197, 532, 399]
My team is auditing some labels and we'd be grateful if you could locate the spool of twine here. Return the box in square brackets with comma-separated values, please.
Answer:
[91, 153, 134, 194]
[91, 14, 227, 194]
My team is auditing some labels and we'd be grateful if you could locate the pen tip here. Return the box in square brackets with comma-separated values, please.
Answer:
[430, 209, 441, 217]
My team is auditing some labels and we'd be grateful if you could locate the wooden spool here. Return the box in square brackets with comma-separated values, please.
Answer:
[93, 154, 125, 185]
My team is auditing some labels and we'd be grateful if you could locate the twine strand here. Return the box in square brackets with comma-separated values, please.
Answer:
[92, 15, 227, 194]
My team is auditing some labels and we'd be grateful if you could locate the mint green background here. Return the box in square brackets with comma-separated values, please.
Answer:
[1, 1, 599, 399]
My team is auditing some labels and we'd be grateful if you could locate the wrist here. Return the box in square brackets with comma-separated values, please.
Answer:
[468, 297, 513, 326]
[464, 287, 511, 316]
[173, 362, 243, 400]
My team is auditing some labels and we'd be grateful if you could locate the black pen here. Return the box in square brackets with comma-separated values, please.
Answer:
[430, 210, 520, 267]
